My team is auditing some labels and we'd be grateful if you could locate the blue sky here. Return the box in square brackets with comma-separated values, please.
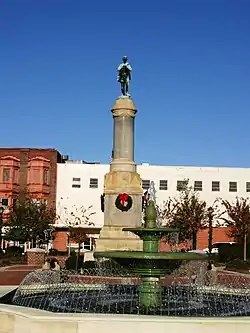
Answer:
[0, 0, 249, 167]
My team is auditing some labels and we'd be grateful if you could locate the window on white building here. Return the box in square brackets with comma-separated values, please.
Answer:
[83, 238, 94, 251]
[72, 177, 81, 188]
[159, 180, 168, 190]
[229, 181, 237, 192]
[194, 181, 202, 191]
[89, 178, 98, 188]
[212, 181, 220, 192]
[177, 180, 188, 191]
[142, 179, 150, 190]
[72, 184, 81, 188]
[246, 182, 250, 192]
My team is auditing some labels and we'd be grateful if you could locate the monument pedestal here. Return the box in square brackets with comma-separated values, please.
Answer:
[96, 226, 142, 251]
[95, 96, 143, 251]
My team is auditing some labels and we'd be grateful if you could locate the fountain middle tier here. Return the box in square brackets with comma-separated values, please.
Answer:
[94, 250, 207, 276]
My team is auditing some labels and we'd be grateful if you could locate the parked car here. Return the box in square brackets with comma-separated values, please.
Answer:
[203, 242, 236, 254]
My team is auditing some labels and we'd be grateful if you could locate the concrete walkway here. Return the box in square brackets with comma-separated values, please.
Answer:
[0, 285, 18, 298]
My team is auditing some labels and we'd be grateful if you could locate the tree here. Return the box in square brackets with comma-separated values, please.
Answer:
[70, 228, 89, 270]
[220, 197, 250, 261]
[168, 181, 208, 249]
[157, 197, 178, 226]
[59, 205, 96, 258]
[4, 196, 56, 246]
[156, 197, 179, 249]
[206, 204, 219, 254]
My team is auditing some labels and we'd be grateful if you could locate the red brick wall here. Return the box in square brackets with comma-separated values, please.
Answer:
[27, 252, 68, 268]
[159, 227, 233, 251]
[197, 227, 233, 249]
[0, 148, 62, 209]
[27, 251, 45, 266]
[53, 231, 68, 251]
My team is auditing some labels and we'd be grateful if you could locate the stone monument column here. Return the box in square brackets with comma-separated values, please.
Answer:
[95, 96, 143, 251]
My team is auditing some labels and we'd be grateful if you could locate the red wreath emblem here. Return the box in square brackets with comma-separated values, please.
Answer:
[115, 193, 133, 212]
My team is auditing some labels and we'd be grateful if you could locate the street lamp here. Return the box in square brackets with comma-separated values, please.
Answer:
[43, 228, 54, 252]
[0, 207, 4, 250]
[0, 206, 4, 216]
[0, 207, 4, 226]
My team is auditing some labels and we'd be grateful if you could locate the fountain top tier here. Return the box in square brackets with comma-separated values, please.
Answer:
[123, 200, 179, 242]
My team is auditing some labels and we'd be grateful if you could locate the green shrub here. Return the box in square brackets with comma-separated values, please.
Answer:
[65, 253, 84, 271]
[5, 246, 23, 257]
[0, 248, 4, 258]
[218, 244, 242, 262]
[226, 259, 250, 270]
[57, 251, 68, 256]
[82, 261, 97, 269]
[48, 248, 59, 256]
[0, 259, 11, 266]
[48, 249, 68, 256]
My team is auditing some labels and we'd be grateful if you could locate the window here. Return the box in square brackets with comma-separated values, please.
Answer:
[43, 170, 49, 185]
[14, 169, 19, 184]
[83, 238, 94, 250]
[142, 179, 150, 190]
[33, 168, 40, 184]
[73, 177, 81, 182]
[72, 177, 81, 188]
[89, 178, 98, 188]
[246, 182, 250, 192]
[1, 198, 8, 207]
[159, 180, 168, 190]
[72, 184, 81, 188]
[194, 181, 202, 191]
[212, 181, 220, 192]
[2, 168, 10, 182]
[229, 181, 237, 192]
[177, 180, 188, 191]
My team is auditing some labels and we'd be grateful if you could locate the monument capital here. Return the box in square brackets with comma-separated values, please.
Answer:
[112, 96, 137, 118]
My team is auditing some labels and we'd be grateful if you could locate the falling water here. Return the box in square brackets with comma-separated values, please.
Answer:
[10, 262, 250, 317]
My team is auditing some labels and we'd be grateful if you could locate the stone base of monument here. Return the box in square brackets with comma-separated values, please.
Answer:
[95, 186, 143, 251]
[95, 226, 142, 251]
[95, 173, 143, 252]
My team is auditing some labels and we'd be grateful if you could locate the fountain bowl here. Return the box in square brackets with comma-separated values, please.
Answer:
[94, 251, 207, 276]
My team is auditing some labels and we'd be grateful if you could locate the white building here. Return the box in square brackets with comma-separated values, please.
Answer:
[56, 161, 250, 232]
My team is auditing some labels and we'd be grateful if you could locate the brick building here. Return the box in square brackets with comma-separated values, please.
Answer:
[0, 148, 63, 210]
[159, 227, 232, 251]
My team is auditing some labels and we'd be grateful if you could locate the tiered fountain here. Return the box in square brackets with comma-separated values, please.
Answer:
[94, 200, 206, 311]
